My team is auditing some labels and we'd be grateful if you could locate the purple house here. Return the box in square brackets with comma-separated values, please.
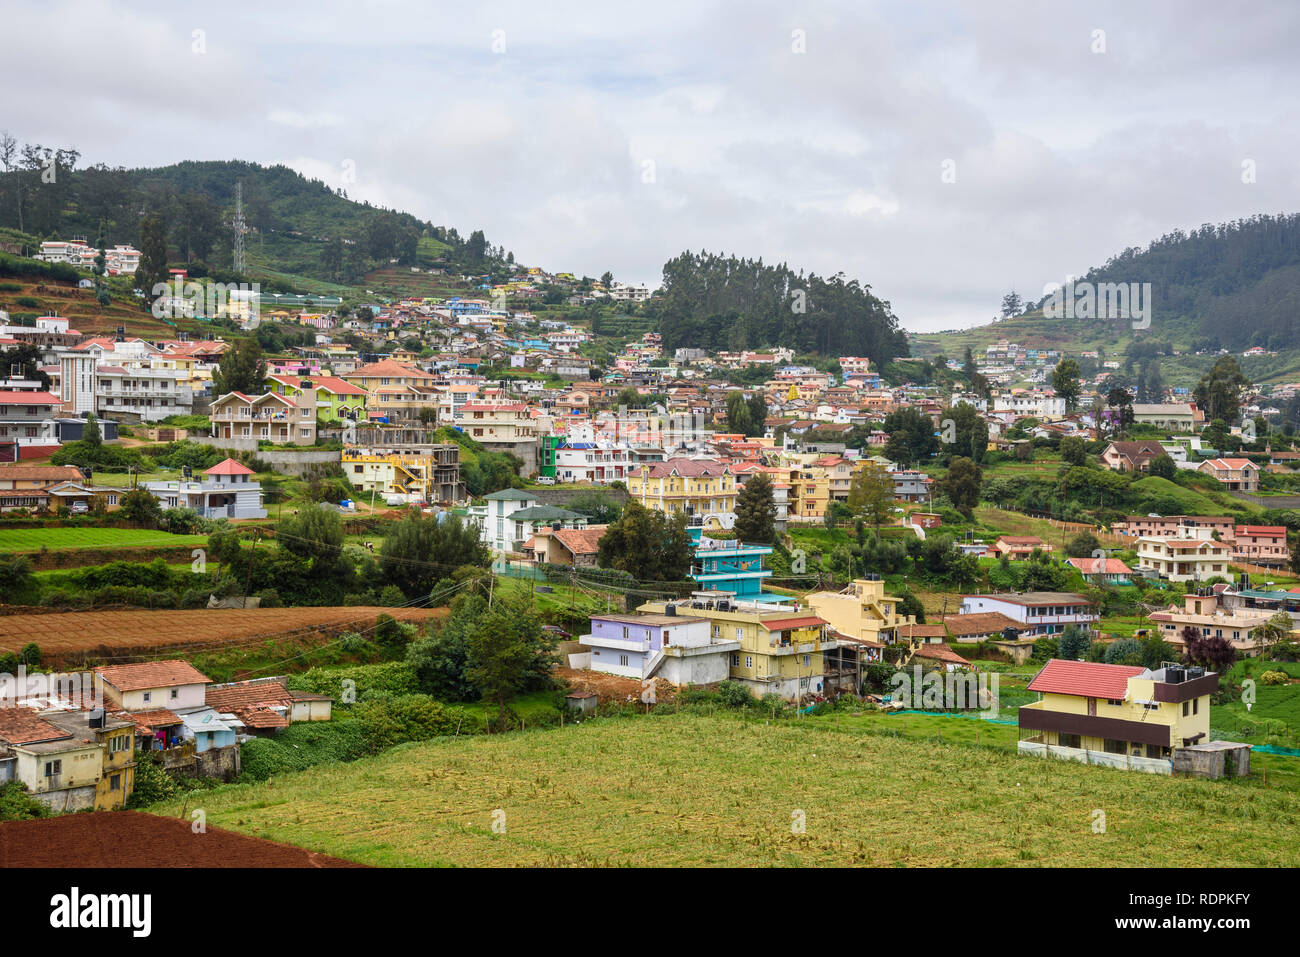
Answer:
[582, 612, 721, 682]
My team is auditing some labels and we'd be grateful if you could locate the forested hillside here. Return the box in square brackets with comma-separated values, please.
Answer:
[1034, 213, 1300, 351]
[648, 251, 909, 365]
[0, 140, 513, 287]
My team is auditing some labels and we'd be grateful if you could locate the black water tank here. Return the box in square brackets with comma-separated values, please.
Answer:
[1165, 666, 1185, 684]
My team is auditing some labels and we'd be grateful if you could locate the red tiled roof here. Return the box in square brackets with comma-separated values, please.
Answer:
[237, 706, 290, 729]
[641, 457, 729, 478]
[0, 707, 71, 746]
[96, 660, 211, 692]
[0, 465, 83, 481]
[1235, 525, 1286, 537]
[267, 374, 367, 396]
[1065, 557, 1133, 575]
[549, 525, 607, 557]
[912, 643, 971, 665]
[205, 458, 254, 476]
[205, 678, 291, 714]
[0, 391, 59, 403]
[117, 709, 184, 732]
[942, 612, 1023, 637]
[1026, 659, 1145, 699]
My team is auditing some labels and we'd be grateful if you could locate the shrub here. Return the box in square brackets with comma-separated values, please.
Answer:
[716, 680, 755, 708]
[286, 661, 420, 702]
[127, 753, 178, 808]
[0, 782, 49, 821]
[1260, 670, 1289, 686]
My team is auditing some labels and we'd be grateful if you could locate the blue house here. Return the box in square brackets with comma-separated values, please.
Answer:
[690, 533, 780, 602]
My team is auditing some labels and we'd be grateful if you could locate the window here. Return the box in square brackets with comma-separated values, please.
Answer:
[1107, 699, 1123, 706]
[744, 656, 753, 669]
[170, 688, 179, 700]
[619, 655, 629, 667]
[1103, 739, 1125, 754]
[110, 773, 121, 791]
[142, 692, 152, 704]
[1193, 698, 1199, 715]
[1183, 700, 1190, 716]
[731, 654, 740, 667]
[1143, 702, 1159, 711]
[1058, 733, 1082, 749]
[735, 627, 743, 640]
[44, 760, 62, 777]
[802, 655, 811, 667]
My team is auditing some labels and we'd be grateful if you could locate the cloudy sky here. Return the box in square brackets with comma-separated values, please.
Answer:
[4, 0, 1298, 331]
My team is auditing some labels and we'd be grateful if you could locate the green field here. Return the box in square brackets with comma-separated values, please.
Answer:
[151, 711, 1300, 867]
[0, 527, 209, 552]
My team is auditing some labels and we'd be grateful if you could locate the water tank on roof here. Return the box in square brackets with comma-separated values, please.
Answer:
[1165, 666, 1186, 684]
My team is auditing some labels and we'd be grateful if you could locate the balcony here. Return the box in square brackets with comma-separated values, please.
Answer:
[581, 633, 652, 654]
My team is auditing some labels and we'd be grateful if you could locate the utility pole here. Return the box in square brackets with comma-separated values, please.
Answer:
[242, 530, 262, 608]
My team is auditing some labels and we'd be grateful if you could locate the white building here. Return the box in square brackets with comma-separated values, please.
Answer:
[992, 391, 1067, 421]
[143, 458, 267, 519]
[608, 281, 652, 302]
[1136, 528, 1232, 583]
[959, 592, 1097, 637]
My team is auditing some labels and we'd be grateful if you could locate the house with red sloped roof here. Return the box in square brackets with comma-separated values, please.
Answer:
[141, 457, 267, 519]
[94, 660, 212, 713]
[1197, 457, 1259, 492]
[210, 388, 318, 445]
[1018, 659, 1220, 770]
[907, 641, 972, 672]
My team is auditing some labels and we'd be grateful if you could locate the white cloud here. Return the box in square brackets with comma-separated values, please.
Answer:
[1, 0, 1296, 332]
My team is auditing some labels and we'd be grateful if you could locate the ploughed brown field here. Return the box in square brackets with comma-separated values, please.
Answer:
[0, 811, 366, 867]
[0, 606, 444, 664]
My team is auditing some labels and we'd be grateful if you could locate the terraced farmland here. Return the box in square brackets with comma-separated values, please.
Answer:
[0, 606, 444, 663]
[151, 712, 1300, 867]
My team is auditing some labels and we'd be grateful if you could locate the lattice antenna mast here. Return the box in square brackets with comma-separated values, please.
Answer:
[232, 180, 247, 274]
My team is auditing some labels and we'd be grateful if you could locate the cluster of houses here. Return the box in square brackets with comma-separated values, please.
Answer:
[0, 319, 228, 461]
[0, 660, 331, 812]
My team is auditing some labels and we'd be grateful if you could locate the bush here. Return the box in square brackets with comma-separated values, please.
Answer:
[286, 661, 419, 702]
[127, 753, 178, 808]
[716, 680, 755, 708]
[1260, 670, 1289, 686]
[0, 782, 49, 821]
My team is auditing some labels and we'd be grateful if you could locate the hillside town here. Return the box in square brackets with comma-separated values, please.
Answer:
[0, 0, 1295, 900]
[1, 272, 1297, 828]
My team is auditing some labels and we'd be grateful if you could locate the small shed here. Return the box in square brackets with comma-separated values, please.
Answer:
[565, 691, 598, 715]
[1173, 741, 1251, 779]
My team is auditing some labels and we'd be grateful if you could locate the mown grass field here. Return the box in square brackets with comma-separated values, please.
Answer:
[151, 712, 1300, 867]
[0, 527, 209, 552]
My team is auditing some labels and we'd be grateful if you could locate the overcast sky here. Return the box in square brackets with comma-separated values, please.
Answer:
[4, 0, 1297, 331]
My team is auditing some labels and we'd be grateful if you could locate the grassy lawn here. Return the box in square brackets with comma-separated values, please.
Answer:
[150, 711, 1300, 866]
[0, 527, 209, 552]
[974, 506, 1080, 544]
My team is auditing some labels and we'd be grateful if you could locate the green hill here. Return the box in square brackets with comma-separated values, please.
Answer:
[914, 213, 1300, 380]
[0, 152, 511, 296]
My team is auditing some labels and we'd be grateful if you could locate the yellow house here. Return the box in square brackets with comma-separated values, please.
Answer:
[807, 578, 916, 645]
[789, 465, 831, 521]
[628, 458, 736, 530]
[639, 595, 833, 700]
[0, 707, 135, 811]
[343, 448, 435, 500]
[1019, 659, 1216, 767]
